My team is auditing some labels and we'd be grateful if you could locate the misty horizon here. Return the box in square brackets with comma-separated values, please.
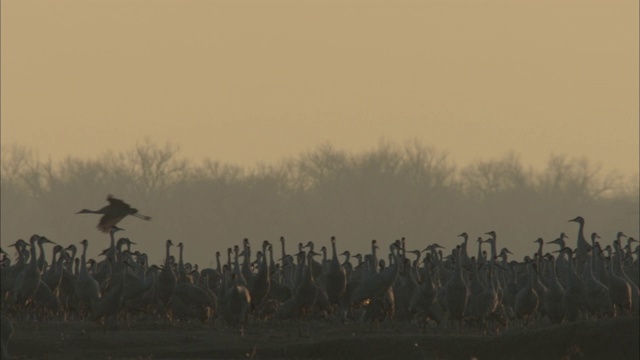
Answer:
[2, 140, 638, 268]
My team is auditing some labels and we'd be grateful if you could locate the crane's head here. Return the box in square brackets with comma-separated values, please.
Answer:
[38, 236, 56, 245]
[569, 216, 584, 224]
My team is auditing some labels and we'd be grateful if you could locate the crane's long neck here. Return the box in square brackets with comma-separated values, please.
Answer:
[268, 246, 275, 273]
[454, 249, 464, 280]
[489, 238, 497, 263]
[461, 237, 469, 256]
[37, 240, 46, 270]
[233, 248, 240, 271]
[109, 231, 117, 261]
[280, 237, 286, 266]
[536, 241, 543, 260]
[549, 259, 561, 288]
[55, 251, 66, 272]
[423, 259, 434, 287]
[242, 248, 251, 267]
[16, 245, 27, 266]
[261, 242, 270, 273]
[164, 243, 171, 267]
[576, 220, 588, 249]
[80, 242, 88, 276]
[29, 239, 38, 269]
[371, 242, 378, 273]
[565, 251, 579, 286]
[613, 243, 626, 277]
[304, 252, 314, 282]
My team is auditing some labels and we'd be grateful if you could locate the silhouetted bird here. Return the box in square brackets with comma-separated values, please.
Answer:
[77, 195, 151, 232]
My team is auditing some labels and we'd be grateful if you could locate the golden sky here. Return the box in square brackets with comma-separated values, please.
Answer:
[2, 0, 638, 175]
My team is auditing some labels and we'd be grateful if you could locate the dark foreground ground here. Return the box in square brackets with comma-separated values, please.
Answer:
[5, 316, 639, 360]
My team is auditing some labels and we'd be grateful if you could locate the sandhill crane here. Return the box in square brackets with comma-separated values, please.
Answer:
[370, 240, 380, 275]
[14, 235, 42, 309]
[514, 260, 539, 325]
[351, 243, 401, 305]
[559, 247, 587, 321]
[294, 251, 318, 318]
[36, 236, 55, 272]
[583, 248, 613, 317]
[232, 245, 248, 287]
[444, 245, 469, 330]
[223, 272, 252, 327]
[172, 281, 217, 323]
[1, 240, 28, 295]
[75, 239, 101, 317]
[325, 236, 347, 308]
[457, 232, 472, 268]
[157, 240, 177, 314]
[612, 237, 638, 313]
[240, 239, 255, 286]
[548, 233, 570, 286]
[569, 216, 591, 269]
[606, 254, 631, 315]
[410, 254, 439, 330]
[77, 194, 151, 232]
[531, 257, 549, 318]
[302, 241, 323, 279]
[43, 245, 64, 292]
[475, 263, 500, 333]
[544, 254, 566, 324]
[175, 242, 193, 284]
[248, 241, 272, 313]
[32, 280, 61, 319]
[91, 259, 132, 331]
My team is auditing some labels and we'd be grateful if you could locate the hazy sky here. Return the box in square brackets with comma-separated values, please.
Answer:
[2, 0, 638, 175]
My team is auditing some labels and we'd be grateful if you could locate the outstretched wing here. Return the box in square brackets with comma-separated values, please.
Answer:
[106, 194, 133, 210]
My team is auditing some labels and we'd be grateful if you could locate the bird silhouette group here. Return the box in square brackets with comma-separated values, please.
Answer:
[1, 207, 638, 344]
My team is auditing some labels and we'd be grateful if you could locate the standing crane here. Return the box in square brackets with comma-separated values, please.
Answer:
[76, 195, 151, 232]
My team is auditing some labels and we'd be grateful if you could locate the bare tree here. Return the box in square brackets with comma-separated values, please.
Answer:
[460, 152, 534, 199]
[536, 155, 621, 203]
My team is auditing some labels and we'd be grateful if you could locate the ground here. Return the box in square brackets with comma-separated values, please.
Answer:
[5, 316, 639, 360]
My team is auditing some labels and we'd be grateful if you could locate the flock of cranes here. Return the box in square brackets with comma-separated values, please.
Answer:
[0, 194, 638, 358]
[1, 214, 638, 342]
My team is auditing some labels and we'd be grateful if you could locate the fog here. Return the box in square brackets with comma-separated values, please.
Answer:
[1, 140, 637, 267]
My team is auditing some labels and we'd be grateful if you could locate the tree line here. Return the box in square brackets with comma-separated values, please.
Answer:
[1, 140, 638, 266]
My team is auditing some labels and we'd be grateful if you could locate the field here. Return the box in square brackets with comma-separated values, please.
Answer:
[6, 316, 639, 360]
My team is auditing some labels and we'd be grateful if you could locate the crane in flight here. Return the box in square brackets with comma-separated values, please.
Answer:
[76, 195, 151, 232]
